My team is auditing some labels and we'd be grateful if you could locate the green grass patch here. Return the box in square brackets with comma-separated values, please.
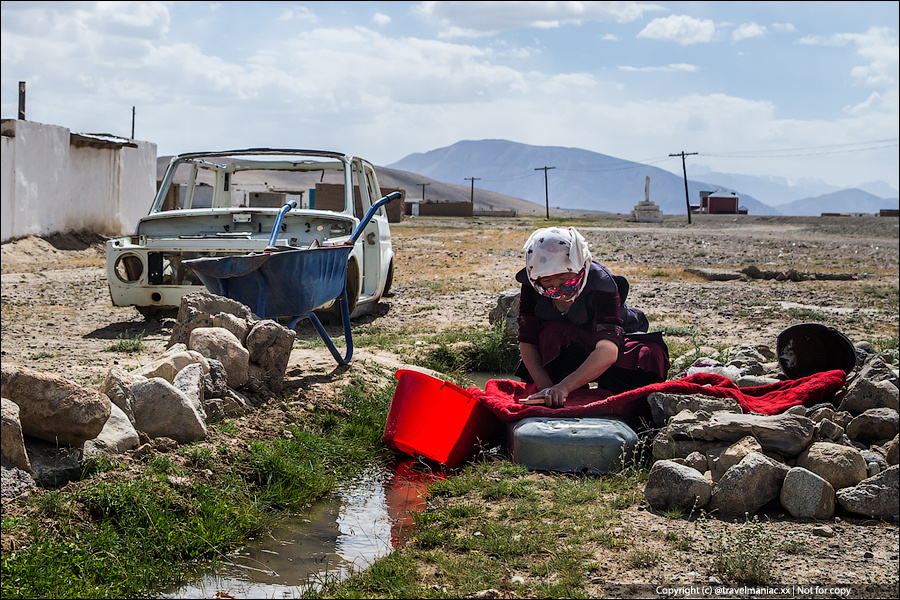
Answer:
[104, 334, 146, 353]
[1, 375, 397, 599]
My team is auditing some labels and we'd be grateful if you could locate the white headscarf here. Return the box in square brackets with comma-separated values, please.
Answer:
[523, 226, 592, 296]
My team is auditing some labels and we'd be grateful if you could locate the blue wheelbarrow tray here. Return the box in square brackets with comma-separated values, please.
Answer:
[185, 244, 356, 364]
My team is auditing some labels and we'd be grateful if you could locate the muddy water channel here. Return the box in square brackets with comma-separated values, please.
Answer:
[164, 459, 442, 599]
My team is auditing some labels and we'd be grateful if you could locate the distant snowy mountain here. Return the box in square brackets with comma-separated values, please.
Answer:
[774, 189, 899, 216]
[385, 140, 897, 217]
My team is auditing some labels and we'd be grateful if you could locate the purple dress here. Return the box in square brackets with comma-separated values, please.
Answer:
[515, 260, 670, 395]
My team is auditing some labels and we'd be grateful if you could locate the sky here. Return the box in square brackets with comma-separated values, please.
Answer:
[1, 1, 898, 191]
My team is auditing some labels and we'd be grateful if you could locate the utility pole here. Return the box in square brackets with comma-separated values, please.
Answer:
[464, 177, 480, 206]
[131, 106, 136, 139]
[535, 166, 555, 219]
[669, 151, 697, 224]
[418, 182, 430, 201]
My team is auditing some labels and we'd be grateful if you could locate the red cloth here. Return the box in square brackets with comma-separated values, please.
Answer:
[469, 370, 847, 423]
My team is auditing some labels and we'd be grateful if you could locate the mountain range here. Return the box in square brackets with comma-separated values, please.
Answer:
[382, 139, 899, 217]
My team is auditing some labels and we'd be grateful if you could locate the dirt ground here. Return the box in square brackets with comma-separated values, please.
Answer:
[1, 213, 899, 594]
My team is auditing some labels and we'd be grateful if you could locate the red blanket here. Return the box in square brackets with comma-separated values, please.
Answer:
[469, 370, 847, 423]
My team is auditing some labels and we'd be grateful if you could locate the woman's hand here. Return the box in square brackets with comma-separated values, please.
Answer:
[526, 383, 570, 407]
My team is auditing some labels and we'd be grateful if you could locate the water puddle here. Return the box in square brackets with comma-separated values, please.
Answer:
[164, 459, 443, 599]
[467, 371, 515, 390]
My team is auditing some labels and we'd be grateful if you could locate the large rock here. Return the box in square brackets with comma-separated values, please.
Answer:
[136, 348, 210, 382]
[644, 459, 711, 513]
[189, 327, 249, 389]
[796, 442, 868, 490]
[707, 452, 789, 518]
[1, 397, 31, 471]
[168, 291, 257, 348]
[835, 465, 899, 519]
[99, 366, 147, 424]
[488, 288, 521, 337]
[172, 363, 207, 421]
[845, 408, 899, 446]
[839, 378, 899, 413]
[83, 403, 140, 459]
[780, 467, 835, 520]
[663, 410, 814, 456]
[648, 392, 742, 428]
[245, 320, 294, 393]
[1, 364, 110, 446]
[130, 378, 208, 444]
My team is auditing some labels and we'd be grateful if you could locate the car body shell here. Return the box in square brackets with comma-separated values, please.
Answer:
[106, 148, 394, 319]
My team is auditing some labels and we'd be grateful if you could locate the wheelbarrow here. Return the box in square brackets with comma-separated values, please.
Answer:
[183, 191, 401, 365]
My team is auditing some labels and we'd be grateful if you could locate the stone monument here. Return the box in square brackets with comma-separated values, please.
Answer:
[630, 176, 663, 223]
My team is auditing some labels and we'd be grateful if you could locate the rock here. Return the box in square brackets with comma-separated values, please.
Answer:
[648, 393, 742, 428]
[780, 467, 835, 520]
[1, 364, 111, 446]
[717, 436, 763, 473]
[855, 355, 899, 388]
[736, 376, 782, 388]
[683, 451, 708, 473]
[664, 410, 814, 456]
[203, 359, 229, 400]
[99, 366, 146, 424]
[807, 405, 835, 423]
[707, 452, 789, 518]
[644, 460, 711, 513]
[1, 464, 36, 499]
[83, 403, 140, 459]
[796, 442, 868, 490]
[245, 319, 294, 393]
[189, 327, 249, 389]
[2, 397, 31, 471]
[136, 350, 210, 383]
[839, 378, 899, 413]
[815, 419, 844, 442]
[172, 363, 207, 421]
[836, 465, 899, 519]
[832, 410, 853, 429]
[884, 434, 899, 466]
[488, 289, 520, 337]
[845, 408, 899, 446]
[167, 291, 258, 348]
[129, 378, 208, 444]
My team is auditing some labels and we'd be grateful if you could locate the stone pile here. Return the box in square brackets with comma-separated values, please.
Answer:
[644, 344, 899, 521]
[1, 292, 295, 496]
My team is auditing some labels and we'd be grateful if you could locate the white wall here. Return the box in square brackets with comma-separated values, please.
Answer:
[0, 119, 156, 242]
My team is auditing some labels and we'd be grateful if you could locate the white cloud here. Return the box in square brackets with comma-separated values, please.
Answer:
[800, 26, 898, 91]
[416, 0, 665, 37]
[772, 22, 795, 33]
[373, 12, 391, 26]
[618, 63, 699, 72]
[277, 6, 318, 24]
[732, 22, 767, 41]
[637, 15, 717, 45]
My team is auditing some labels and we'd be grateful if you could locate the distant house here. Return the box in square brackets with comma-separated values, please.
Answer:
[697, 189, 747, 215]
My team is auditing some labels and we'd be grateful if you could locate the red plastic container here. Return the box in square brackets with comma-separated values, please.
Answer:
[383, 369, 500, 468]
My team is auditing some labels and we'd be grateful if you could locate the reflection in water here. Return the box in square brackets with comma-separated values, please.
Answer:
[165, 459, 443, 599]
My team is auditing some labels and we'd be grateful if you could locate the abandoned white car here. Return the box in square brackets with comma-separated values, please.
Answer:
[106, 149, 398, 320]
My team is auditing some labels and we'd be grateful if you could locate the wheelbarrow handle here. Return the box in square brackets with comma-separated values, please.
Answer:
[347, 191, 402, 245]
[267, 200, 299, 247]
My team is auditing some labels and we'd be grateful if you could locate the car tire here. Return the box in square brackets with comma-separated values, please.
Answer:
[322, 258, 360, 322]
[382, 258, 395, 297]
